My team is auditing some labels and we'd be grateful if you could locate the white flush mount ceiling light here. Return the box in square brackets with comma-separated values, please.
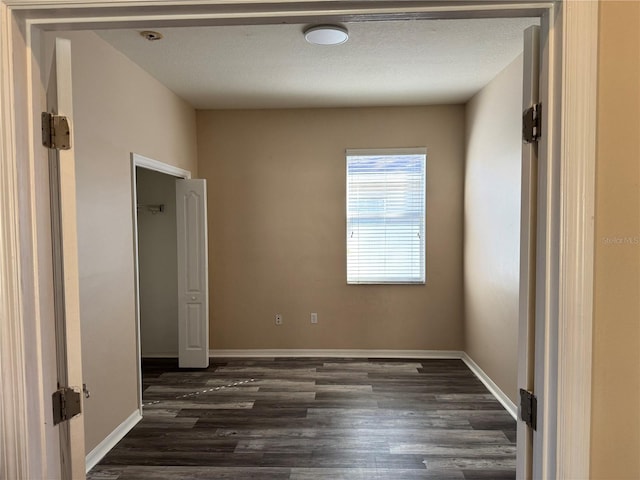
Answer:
[304, 25, 349, 46]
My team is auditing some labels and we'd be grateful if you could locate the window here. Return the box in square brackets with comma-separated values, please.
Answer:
[346, 148, 426, 284]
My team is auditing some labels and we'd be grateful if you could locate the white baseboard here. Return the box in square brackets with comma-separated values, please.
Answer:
[209, 349, 464, 359]
[461, 353, 518, 420]
[85, 409, 142, 473]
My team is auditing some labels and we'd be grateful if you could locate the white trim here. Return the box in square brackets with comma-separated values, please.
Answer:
[209, 349, 464, 359]
[530, 5, 561, 478]
[6, 0, 555, 12]
[0, 5, 31, 479]
[1, 4, 53, 478]
[346, 147, 427, 156]
[516, 24, 540, 479]
[132, 152, 191, 180]
[461, 353, 518, 420]
[556, 2, 598, 479]
[85, 409, 142, 473]
[11, 2, 556, 25]
[525, 4, 557, 478]
[131, 159, 143, 415]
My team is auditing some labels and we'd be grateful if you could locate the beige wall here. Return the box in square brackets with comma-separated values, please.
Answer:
[591, 1, 640, 478]
[463, 55, 523, 404]
[136, 168, 179, 357]
[46, 31, 198, 453]
[197, 106, 465, 350]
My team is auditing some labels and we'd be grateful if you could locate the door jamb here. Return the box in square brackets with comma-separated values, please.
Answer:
[0, 1, 598, 479]
[131, 153, 190, 413]
[555, 2, 598, 477]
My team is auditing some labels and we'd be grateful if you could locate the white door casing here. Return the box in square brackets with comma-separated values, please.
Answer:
[176, 179, 210, 368]
[46, 37, 86, 480]
[131, 153, 191, 410]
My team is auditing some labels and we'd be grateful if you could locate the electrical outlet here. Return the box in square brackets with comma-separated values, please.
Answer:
[275, 314, 283, 326]
[310, 312, 318, 324]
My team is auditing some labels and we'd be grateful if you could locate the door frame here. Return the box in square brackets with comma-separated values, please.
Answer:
[131, 153, 191, 413]
[45, 36, 87, 480]
[0, 1, 597, 479]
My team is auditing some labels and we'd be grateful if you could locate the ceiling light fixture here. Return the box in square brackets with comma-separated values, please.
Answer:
[304, 25, 349, 46]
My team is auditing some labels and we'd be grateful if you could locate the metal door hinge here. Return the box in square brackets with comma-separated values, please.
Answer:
[42, 112, 71, 150]
[519, 388, 537, 430]
[523, 103, 542, 144]
[52, 387, 81, 425]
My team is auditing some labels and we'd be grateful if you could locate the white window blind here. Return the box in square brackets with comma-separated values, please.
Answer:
[346, 148, 426, 284]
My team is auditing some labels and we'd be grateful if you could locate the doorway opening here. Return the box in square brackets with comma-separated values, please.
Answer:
[135, 168, 180, 347]
[2, 2, 601, 479]
[131, 154, 190, 408]
[67, 17, 538, 476]
[101, 15, 536, 476]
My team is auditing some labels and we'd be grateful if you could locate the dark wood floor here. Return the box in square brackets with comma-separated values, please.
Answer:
[88, 357, 516, 480]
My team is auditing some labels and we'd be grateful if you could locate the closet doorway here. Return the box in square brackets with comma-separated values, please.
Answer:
[132, 154, 210, 407]
[135, 164, 181, 360]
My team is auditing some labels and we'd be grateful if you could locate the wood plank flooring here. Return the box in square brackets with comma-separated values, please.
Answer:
[87, 358, 516, 480]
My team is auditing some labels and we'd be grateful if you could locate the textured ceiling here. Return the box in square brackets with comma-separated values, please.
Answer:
[97, 18, 538, 110]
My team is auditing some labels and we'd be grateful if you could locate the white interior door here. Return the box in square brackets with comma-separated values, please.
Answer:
[516, 25, 540, 480]
[46, 37, 86, 479]
[176, 179, 210, 368]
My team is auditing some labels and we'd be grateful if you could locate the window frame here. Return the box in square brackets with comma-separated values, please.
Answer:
[345, 147, 427, 285]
